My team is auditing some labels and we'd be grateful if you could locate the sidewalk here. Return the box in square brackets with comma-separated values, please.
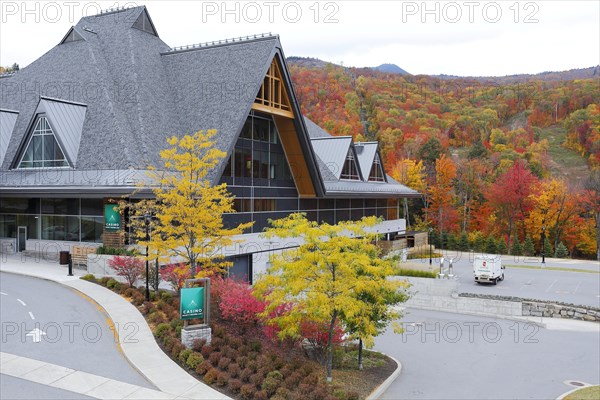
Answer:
[0, 253, 230, 400]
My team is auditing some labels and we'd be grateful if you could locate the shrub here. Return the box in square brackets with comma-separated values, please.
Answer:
[216, 371, 229, 387]
[106, 278, 118, 289]
[186, 352, 204, 370]
[497, 238, 507, 255]
[200, 345, 213, 358]
[159, 263, 191, 293]
[171, 342, 184, 359]
[262, 376, 282, 396]
[178, 349, 193, 364]
[254, 390, 268, 400]
[333, 388, 348, 400]
[458, 232, 469, 251]
[240, 367, 253, 382]
[204, 368, 219, 385]
[211, 276, 265, 328]
[310, 384, 329, 400]
[250, 372, 264, 386]
[248, 339, 262, 352]
[192, 338, 207, 352]
[217, 357, 231, 370]
[160, 291, 174, 302]
[347, 391, 359, 400]
[227, 363, 241, 378]
[284, 372, 302, 389]
[108, 256, 144, 286]
[81, 274, 96, 282]
[228, 378, 243, 393]
[485, 236, 497, 254]
[208, 352, 221, 365]
[394, 268, 437, 278]
[196, 360, 212, 375]
[154, 323, 171, 338]
[240, 384, 256, 400]
[237, 356, 249, 369]
[272, 387, 292, 400]
[96, 246, 137, 256]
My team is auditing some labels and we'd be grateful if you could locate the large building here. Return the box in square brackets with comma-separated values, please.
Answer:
[0, 6, 419, 279]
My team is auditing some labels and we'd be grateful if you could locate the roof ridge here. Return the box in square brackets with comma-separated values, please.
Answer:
[162, 33, 278, 55]
[310, 136, 353, 141]
[40, 96, 88, 107]
[84, 5, 143, 18]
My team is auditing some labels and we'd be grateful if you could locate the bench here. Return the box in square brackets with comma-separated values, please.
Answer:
[72, 245, 97, 267]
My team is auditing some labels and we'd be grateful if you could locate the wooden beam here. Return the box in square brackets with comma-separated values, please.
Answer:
[273, 115, 316, 198]
[251, 103, 294, 119]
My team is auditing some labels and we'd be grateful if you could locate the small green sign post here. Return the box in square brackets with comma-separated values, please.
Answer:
[104, 204, 121, 231]
[180, 278, 210, 325]
[180, 287, 205, 320]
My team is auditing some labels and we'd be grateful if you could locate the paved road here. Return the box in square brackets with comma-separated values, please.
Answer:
[0, 375, 93, 400]
[408, 253, 600, 307]
[376, 308, 600, 400]
[0, 272, 154, 399]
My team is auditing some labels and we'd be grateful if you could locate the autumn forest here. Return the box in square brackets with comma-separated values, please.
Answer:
[289, 59, 600, 260]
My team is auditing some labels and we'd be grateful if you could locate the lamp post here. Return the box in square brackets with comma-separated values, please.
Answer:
[144, 213, 151, 302]
[541, 225, 546, 267]
[428, 227, 433, 265]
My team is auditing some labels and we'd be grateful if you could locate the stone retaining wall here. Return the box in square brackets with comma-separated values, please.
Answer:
[522, 301, 600, 322]
[460, 293, 600, 322]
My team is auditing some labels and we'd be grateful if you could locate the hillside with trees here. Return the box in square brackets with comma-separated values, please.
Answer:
[288, 60, 600, 260]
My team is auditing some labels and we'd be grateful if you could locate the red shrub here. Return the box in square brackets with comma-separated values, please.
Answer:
[216, 371, 229, 387]
[212, 276, 265, 328]
[240, 384, 256, 400]
[228, 378, 243, 393]
[217, 357, 231, 370]
[108, 256, 144, 286]
[196, 360, 212, 375]
[159, 263, 191, 292]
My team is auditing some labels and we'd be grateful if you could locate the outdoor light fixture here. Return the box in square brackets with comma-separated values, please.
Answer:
[144, 212, 151, 301]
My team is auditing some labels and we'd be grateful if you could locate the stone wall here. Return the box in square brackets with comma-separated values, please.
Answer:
[522, 301, 600, 322]
[460, 293, 600, 322]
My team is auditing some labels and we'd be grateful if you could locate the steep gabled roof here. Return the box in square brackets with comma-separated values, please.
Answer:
[310, 136, 353, 180]
[0, 109, 18, 166]
[354, 142, 378, 180]
[304, 116, 332, 138]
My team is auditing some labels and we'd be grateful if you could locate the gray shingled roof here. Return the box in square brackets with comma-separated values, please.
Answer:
[355, 142, 378, 181]
[0, 6, 419, 199]
[310, 136, 353, 180]
[0, 109, 18, 166]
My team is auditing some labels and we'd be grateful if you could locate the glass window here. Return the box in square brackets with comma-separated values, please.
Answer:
[81, 216, 103, 243]
[81, 198, 103, 216]
[368, 154, 386, 182]
[41, 215, 80, 241]
[253, 117, 270, 142]
[0, 215, 16, 238]
[340, 149, 360, 180]
[18, 117, 69, 169]
[0, 198, 40, 214]
[269, 120, 279, 144]
[241, 118, 253, 139]
[42, 198, 79, 215]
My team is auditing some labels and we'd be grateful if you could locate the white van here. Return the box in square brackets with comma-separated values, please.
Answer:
[473, 256, 504, 284]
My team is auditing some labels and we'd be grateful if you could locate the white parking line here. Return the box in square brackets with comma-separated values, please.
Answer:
[28, 312, 35, 320]
[17, 299, 26, 306]
[573, 280, 582, 294]
[546, 279, 557, 293]
[0, 292, 7, 296]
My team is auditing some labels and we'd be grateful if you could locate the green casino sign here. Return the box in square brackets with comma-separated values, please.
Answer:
[180, 287, 205, 320]
[104, 204, 121, 232]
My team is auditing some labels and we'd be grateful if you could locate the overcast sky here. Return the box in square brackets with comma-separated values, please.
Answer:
[1, 0, 599, 76]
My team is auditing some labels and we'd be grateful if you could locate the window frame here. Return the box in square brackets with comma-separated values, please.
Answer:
[16, 115, 71, 170]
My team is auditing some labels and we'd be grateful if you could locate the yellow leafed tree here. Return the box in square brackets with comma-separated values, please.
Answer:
[129, 130, 252, 277]
[254, 213, 410, 383]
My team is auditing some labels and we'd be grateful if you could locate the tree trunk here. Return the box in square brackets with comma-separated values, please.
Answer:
[358, 338, 363, 371]
[326, 310, 338, 383]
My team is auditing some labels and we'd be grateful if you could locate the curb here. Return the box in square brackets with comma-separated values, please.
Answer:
[366, 352, 402, 400]
[556, 384, 598, 400]
[0, 266, 231, 399]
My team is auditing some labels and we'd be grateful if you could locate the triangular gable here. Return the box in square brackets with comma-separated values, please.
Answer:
[252, 57, 292, 118]
[355, 142, 378, 180]
[132, 7, 158, 36]
[0, 109, 19, 166]
[310, 136, 353, 180]
[368, 152, 386, 182]
[12, 97, 86, 168]
[59, 26, 85, 44]
[17, 117, 69, 168]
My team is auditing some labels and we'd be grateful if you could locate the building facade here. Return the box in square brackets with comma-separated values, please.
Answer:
[0, 6, 419, 278]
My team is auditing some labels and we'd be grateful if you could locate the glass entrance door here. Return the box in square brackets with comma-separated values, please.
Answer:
[17, 226, 27, 252]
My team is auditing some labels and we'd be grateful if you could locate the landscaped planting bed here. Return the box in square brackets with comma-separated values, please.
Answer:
[81, 274, 397, 400]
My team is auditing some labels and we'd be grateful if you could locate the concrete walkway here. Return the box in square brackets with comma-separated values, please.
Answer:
[0, 254, 230, 400]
